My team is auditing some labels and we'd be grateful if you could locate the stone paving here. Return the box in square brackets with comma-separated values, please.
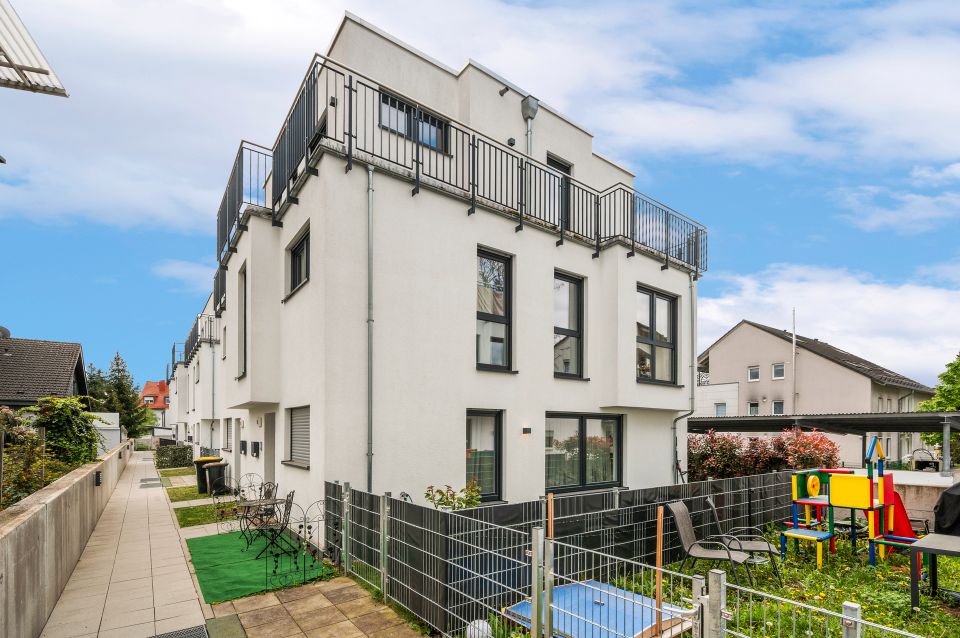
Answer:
[40, 452, 206, 638]
[208, 577, 424, 638]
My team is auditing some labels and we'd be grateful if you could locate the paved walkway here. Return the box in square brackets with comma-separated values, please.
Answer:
[41, 452, 206, 638]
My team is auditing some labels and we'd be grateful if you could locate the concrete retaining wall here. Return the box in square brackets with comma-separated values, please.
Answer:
[0, 439, 133, 638]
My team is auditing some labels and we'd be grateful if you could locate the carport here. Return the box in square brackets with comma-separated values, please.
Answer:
[687, 412, 960, 476]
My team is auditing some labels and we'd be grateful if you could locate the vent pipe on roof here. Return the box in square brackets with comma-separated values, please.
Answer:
[520, 95, 539, 157]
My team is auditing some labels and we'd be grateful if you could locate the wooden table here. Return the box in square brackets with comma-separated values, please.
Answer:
[909, 533, 960, 608]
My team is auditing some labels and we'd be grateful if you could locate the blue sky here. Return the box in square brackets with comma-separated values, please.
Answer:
[1, 0, 958, 386]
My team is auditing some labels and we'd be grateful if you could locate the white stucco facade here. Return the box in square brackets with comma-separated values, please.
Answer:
[164, 14, 706, 508]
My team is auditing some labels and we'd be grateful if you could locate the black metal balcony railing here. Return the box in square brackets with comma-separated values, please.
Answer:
[213, 266, 227, 317]
[184, 314, 218, 361]
[170, 343, 184, 371]
[217, 141, 272, 265]
[271, 55, 707, 272]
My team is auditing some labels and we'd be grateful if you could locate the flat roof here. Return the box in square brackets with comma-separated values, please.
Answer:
[688, 412, 960, 436]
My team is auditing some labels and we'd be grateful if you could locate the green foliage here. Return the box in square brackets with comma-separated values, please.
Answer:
[919, 352, 960, 466]
[424, 482, 482, 510]
[0, 407, 75, 508]
[688, 428, 839, 481]
[86, 354, 154, 439]
[155, 444, 194, 469]
[19, 396, 104, 465]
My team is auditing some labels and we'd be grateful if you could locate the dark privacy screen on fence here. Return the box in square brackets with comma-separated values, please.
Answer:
[324, 472, 791, 635]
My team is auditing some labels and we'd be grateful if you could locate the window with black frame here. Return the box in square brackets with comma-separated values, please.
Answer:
[553, 272, 583, 377]
[290, 231, 309, 291]
[379, 93, 447, 152]
[545, 413, 621, 491]
[636, 286, 677, 383]
[476, 250, 511, 370]
[466, 410, 502, 501]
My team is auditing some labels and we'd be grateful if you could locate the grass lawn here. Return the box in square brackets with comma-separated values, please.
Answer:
[174, 503, 236, 528]
[616, 531, 960, 637]
[166, 485, 204, 502]
[158, 467, 195, 477]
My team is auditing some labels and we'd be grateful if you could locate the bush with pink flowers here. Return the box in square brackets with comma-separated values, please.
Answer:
[687, 427, 839, 481]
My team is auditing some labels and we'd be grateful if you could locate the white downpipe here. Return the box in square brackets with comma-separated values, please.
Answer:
[672, 271, 697, 483]
[366, 164, 375, 493]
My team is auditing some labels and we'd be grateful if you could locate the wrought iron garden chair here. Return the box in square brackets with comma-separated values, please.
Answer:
[705, 496, 782, 585]
[665, 500, 754, 586]
[254, 490, 298, 559]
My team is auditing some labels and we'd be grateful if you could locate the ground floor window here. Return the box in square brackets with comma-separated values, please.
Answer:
[466, 410, 502, 501]
[288, 406, 310, 466]
[545, 413, 621, 491]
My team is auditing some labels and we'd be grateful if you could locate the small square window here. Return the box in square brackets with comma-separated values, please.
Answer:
[748, 366, 760, 382]
[772, 363, 785, 379]
[715, 403, 727, 417]
[772, 400, 785, 415]
[748, 402, 759, 416]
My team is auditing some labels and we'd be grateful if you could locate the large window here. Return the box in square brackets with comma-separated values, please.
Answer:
[290, 231, 310, 291]
[380, 93, 447, 152]
[553, 273, 583, 377]
[477, 250, 511, 370]
[238, 266, 247, 378]
[466, 411, 502, 502]
[545, 414, 621, 491]
[288, 406, 310, 467]
[636, 287, 676, 383]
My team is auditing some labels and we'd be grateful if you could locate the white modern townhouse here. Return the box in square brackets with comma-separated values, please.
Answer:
[165, 13, 708, 508]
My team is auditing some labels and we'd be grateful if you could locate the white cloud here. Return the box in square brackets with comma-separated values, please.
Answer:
[699, 264, 960, 386]
[835, 186, 960, 233]
[916, 259, 960, 286]
[152, 260, 216, 294]
[911, 163, 960, 186]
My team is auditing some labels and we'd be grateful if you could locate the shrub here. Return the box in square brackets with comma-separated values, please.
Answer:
[687, 427, 839, 480]
[779, 427, 839, 469]
[155, 444, 194, 469]
[687, 431, 744, 481]
[424, 482, 481, 510]
[1, 412, 74, 509]
[19, 396, 103, 465]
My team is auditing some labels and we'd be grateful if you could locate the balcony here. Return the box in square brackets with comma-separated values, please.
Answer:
[213, 266, 226, 317]
[217, 141, 272, 265]
[270, 55, 708, 273]
[170, 342, 184, 371]
[184, 314, 219, 362]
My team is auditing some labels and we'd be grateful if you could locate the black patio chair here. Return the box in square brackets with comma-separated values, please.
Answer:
[705, 497, 782, 585]
[665, 500, 753, 586]
[254, 490, 298, 559]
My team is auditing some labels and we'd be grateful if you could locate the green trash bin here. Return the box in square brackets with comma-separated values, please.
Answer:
[193, 456, 222, 494]
[204, 461, 230, 496]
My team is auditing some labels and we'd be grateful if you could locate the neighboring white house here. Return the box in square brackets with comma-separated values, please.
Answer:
[164, 13, 708, 507]
[694, 320, 934, 467]
[91, 412, 123, 454]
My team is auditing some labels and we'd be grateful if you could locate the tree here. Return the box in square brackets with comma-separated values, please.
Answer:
[919, 352, 960, 465]
[104, 353, 153, 439]
[86, 364, 111, 411]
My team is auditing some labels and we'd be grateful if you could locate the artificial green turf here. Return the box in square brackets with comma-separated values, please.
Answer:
[186, 531, 334, 603]
[158, 467, 196, 477]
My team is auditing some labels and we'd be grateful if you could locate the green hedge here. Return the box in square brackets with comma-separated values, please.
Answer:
[155, 445, 194, 469]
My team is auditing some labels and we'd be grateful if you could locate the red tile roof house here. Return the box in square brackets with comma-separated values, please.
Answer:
[139, 380, 170, 431]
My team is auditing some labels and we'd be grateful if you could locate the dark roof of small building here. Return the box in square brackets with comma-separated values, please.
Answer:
[702, 320, 934, 394]
[0, 336, 86, 406]
[688, 411, 960, 435]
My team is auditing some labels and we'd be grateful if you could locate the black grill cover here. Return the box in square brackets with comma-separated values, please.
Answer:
[934, 482, 960, 535]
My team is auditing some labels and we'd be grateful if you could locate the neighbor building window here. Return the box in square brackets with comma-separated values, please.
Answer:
[553, 272, 582, 377]
[379, 93, 447, 152]
[715, 403, 727, 417]
[545, 414, 621, 491]
[748, 366, 760, 382]
[748, 402, 760, 416]
[144, 396, 154, 405]
[773, 400, 785, 415]
[466, 410, 502, 502]
[636, 287, 676, 383]
[238, 266, 247, 378]
[290, 231, 310, 291]
[476, 250, 511, 370]
[288, 406, 310, 466]
[772, 363, 785, 379]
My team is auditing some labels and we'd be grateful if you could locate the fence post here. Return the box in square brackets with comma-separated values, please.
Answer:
[842, 602, 861, 638]
[380, 492, 390, 602]
[342, 482, 351, 574]
[691, 574, 706, 638]
[531, 526, 543, 638]
[661, 211, 671, 271]
[345, 76, 353, 173]
[543, 537, 554, 638]
[516, 161, 526, 232]
[707, 569, 726, 638]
